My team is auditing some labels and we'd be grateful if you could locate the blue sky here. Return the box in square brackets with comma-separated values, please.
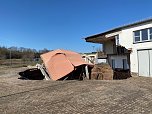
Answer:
[0, 0, 151, 52]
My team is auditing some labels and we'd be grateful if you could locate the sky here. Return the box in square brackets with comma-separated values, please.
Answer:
[0, 0, 152, 53]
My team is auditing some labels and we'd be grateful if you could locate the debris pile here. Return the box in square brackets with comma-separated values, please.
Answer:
[113, 69, 131, 79]
[91, 63, 113, 80]
[19, 68, 44, 80]
[19, 49, 93, 80]
[91, 63, 131, 80]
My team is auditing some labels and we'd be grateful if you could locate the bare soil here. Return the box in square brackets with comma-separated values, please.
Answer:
[0, 67, 152, 114]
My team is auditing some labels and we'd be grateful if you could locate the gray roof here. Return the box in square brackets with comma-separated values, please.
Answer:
[85, 17, 152, 40]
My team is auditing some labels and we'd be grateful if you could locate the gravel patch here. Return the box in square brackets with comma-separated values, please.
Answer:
[0, 68, 152, 114]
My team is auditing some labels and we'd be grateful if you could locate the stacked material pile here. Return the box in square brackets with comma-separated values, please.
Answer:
[113, 69, 131, 79]
[91, 63, 113, 80]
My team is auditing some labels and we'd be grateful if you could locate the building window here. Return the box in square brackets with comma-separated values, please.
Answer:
[134, 27, 152, 43]
[141, 29, 148, 41]
[134, 31, 140, 42]
[115, 35, 120, 46]
[150, 28, 152, 40]
[123, 59, 127, 70]
[111, 59, 115, 69]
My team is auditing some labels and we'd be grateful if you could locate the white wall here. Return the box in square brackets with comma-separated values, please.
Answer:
[104, 40, 114, 54]
[118, 22, 152, 74]
[110, 55, 129, 69]
[81, 53, 98, 64]
[97, 59, 107, 64]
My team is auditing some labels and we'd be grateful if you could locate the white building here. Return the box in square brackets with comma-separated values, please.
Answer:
[81, 52, 107, 64]
[85, 18, 152, 77]
[81, 52, 98, 64]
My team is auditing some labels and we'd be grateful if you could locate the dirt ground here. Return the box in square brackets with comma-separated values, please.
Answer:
[0, 67, 152, 114]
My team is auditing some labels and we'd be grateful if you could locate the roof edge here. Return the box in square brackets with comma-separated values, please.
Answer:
[85, 17, 152, 40]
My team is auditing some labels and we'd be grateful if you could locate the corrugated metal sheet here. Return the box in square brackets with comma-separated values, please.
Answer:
[41, 49, 92, 80]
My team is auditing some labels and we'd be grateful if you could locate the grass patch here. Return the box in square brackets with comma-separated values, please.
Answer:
[0, 59, 41, 68]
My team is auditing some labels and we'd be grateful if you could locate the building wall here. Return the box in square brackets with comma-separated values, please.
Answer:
[81, 53, 98, 64]
[82, 53, 107, 64]
[109, 55, 129, 69]
[104, 40, 114, 54]
[97, 59, 107, 64]
[118, 22, 152, 74]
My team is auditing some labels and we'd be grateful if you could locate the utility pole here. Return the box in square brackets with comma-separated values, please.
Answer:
[92, 46, 95, 52]
[9, 48, 12, 67]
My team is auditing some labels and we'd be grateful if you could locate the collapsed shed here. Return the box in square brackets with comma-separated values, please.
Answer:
[40, 49, 93, 80]
[19, 49, 93, 80]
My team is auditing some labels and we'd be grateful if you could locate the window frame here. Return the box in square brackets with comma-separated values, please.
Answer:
[111, 59, 115, 69]
[141, 29, 149, 41]
[133, 27, 152, 43]
[122, 59, 128, 70]
[149, 28, 152, 40]
[134, 30, 141, 42]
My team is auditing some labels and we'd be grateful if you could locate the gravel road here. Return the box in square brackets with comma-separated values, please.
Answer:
[0, 68, 152, 114]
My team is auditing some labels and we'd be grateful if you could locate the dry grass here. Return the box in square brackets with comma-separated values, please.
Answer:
[0, 59, 40, 68]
